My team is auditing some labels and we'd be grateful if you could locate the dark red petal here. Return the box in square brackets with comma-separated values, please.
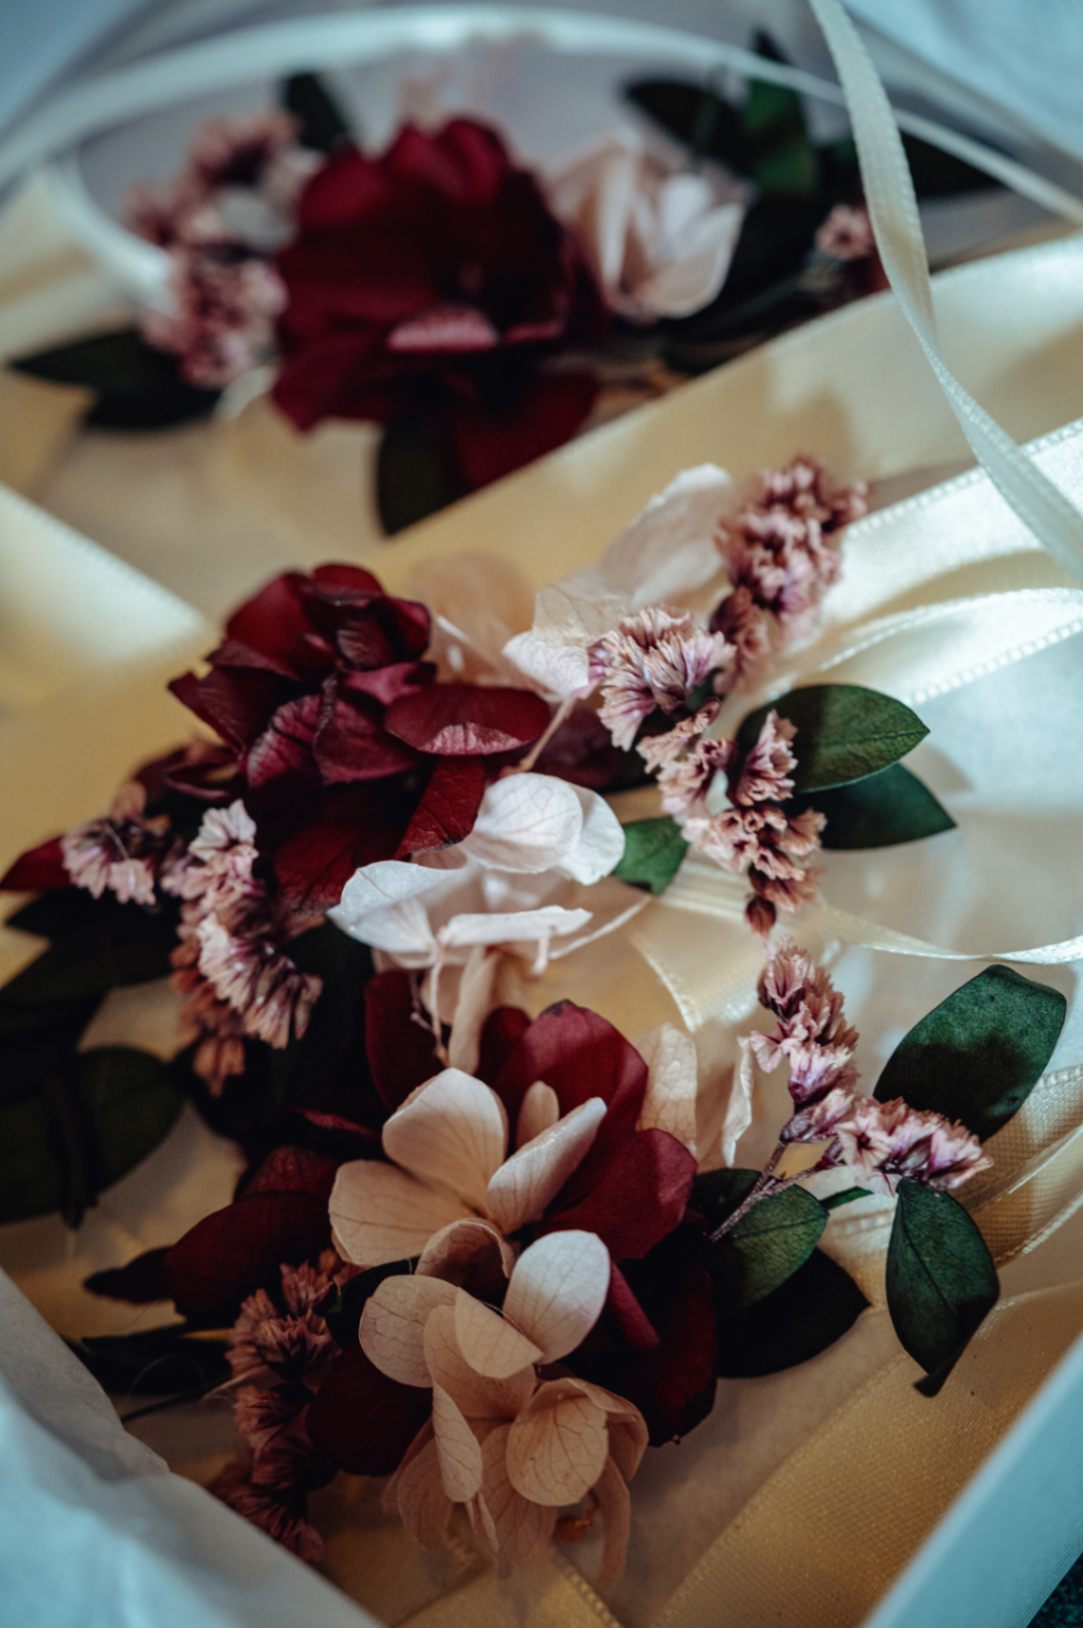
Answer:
[477, 1005, 531, 1087]
[305, 1345, 431, 1474]
[223, 572, 319, 676]
[246, 693, 322, 788]
[396, 758, 486, 857]
[314, 692, 419, 785]
[290, 1106, 383, 1147]
[234, 1146, 339, 1202]
[169, 667, 291, 754]
[385, 683, 550, 756]
[296, 147, 392, 230]
[84, 1247, 171, 1304]
[272, 330, 394, 432]
[337, 662, 434, 708]
[332, 597, 432, 668]
[272, 787, 403, 912]
[544, 1129, 696, 1260]
[535, 708, 636, 792]
[569, 1232, 716, 1446]
[494, 1001, 648, 1149]
[606, 1266, 660, 1351]
[0, 835, 67, 892]
[613, 1261, 717, 1445]
[165, 1191, 331, 1322]
[450, 370, 598, 492]
[365, 969, 443, 1112]
[310, 564, 384, 597]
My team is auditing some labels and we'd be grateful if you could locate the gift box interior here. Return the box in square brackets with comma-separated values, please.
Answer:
[3, 193, 1083, 1627]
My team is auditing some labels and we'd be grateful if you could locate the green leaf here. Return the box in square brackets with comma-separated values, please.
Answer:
[282, 70, 354, 153]
[796, 763, 955, 849]
[875, 965, 1066, 1140]
[622, 78, 744, 170]
[0, 905, 175, 1009]
[376, 410, 465, 536]
[822, 1186, 871, 1211]
[698, 1168, 827, 1308]
[741, 34, 818, 199]
[737, 684, 929, 793]
[886, 1180, 999, 1394]
[715, 1249, 868, 1377]
[612, 817, 689, 895]
[266, 924, 375, 1108]
[0, 1047, 184, 1225]
[11, 328, 219, 429]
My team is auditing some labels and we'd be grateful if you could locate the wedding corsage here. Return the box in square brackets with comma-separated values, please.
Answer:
[2, 451, 1063, 1587]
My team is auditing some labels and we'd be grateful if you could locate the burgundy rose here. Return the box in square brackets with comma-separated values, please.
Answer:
[272, 119, 605, 487]
[169, 563, 550, 909]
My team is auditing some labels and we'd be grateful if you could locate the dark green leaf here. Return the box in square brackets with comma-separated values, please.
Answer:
[282, 70, 354, 153]
[266, 924, 374, 1107]
[0, 997, 102, 1102]
[715, 1249, 868, 1377]
[11, 328, 220, 429]
[612, 817, 689, 895]
[622, 78, 744, 170]
[741, 33, 818, 199]
[0, 902, 175, 1009]
[0, 1047, 184, 1225]
[376, 411, 465, 536]
[796, 763, 955, 849]
[737, 684, 929, 793]
[71, 1324, 230, 1395]
[875, 965, 1066, 1139]
[886, 1180, 999, 1394]
[822, 1186, 870, 1210]
[698, 1167, 826, 1308]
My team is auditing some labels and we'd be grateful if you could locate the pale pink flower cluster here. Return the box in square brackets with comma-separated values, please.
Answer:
[751, 937, 859, 1103]
[359, 1241, 646, 1587]
[129, 111, 316, 388]
[163, 801, 322, 1092]
[215, 1252, 349, 1561]
[713, 456, 869, 683]
[652, 709, 825, 935]
[753, 941, 991, 1195]
[61, 781, 171, 907]
[588, 607, 731, 752]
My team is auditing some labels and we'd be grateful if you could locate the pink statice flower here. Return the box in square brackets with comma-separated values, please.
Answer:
[751, 938, 859, 1099]
[228, 1253, 346, 1385]
[712, 456, 868, 673]
[751, 943, 990, 1195]
[211, 1458, 325, 1562]
[676, 712, 825, 935]
[733, 710, 797, 804]
[128, 110, 315, 387]
[163, 800, 322, 1092]
[215, 1250, 350, 1560]
[143, 253, 288, 390]
[815, 202, 876, 263]
[589, 607, 731, 751]
[61, 781, 171, 907]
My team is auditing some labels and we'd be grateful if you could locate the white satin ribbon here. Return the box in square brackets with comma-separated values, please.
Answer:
[809, 0, 1083, 582]
[0, 6, 1080, 302]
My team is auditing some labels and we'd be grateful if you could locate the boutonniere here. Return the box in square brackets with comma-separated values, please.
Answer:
[11, 33, 994, 533]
